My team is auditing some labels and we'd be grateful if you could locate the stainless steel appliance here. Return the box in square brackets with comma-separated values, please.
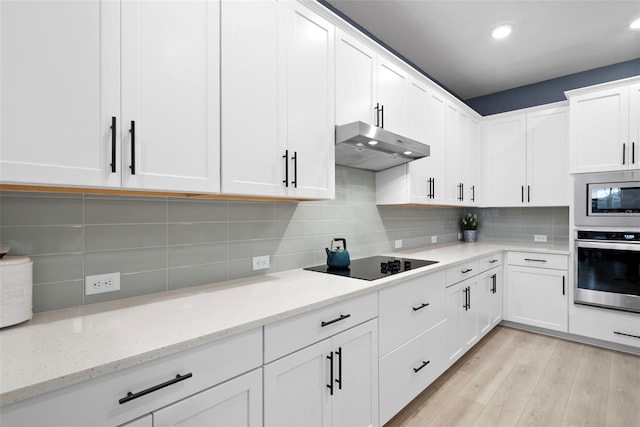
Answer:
[334, 121, 430, 171]
[574, 230, 640, 313]
[574, 170, 640, 227]
[304, 256, 438, 281]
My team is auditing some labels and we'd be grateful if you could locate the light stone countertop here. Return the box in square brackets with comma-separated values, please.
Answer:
[0, 241, 568, 406]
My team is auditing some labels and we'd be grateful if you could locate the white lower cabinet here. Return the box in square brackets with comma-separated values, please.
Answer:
[153, 369, 262, 427]
[479, 267, 503, 336]
[569, 304, 640, 349]
[264, 319, 378, 427]
[506, 252, 569, 332]
[1, 328, 263, 426]
[445, 276, 480, 364]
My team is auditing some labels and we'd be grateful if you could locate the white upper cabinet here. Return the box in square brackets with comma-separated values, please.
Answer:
[1, 0, 220, 193]
[335, 29, 376, 126]
[484, 114, 527, 206]
[376, 57, 408, 135]
[221, 0, 335, 199]
[568, 79, 640, 173]
[445, 102, 470, 205]
[1, 0, 120, 188]
[467, 118, 482, 205]
[121, 0, 220, 192]
[484, 106, 568, 207]
[525, 107, 569, 206]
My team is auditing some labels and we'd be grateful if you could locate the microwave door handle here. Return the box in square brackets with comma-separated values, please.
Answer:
[577, 241, 640, 252]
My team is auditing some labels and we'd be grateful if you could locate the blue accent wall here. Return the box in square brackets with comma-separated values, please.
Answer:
[466, 58, 640, 116]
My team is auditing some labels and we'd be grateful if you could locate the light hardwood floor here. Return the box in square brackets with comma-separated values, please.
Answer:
[385, 326, 640, 427]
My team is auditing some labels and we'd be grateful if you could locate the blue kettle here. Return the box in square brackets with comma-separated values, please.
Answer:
[325, 238, 350, 268]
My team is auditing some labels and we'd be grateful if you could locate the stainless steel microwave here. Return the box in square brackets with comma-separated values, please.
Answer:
[574, 170, 640, 228]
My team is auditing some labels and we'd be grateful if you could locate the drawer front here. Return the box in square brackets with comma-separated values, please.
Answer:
[264, 292, 377, 363]
[570, 308, 640, 349]
[507, 251, 568, 270]
[1, 328, 263, 426]
[379, 271, 446, 356]
[379, 321, 446, 425]
[476, 253, 503, 272]
[446, 260, 479, 287]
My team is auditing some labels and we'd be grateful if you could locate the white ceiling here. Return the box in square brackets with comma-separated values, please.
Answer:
[325, 0, 640, 100]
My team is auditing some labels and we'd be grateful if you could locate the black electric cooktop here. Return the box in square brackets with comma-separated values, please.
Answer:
[304, 256, 438, 281]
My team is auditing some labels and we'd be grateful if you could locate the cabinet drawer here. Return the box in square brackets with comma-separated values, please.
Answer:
[570, 306, 640, 349]
[507, 251, 567, 270]
[446, 260, 479, 287]
[379, 271, 446, 356]
[1, 328, 263, 426]
[476, 253, 503, 271]
[264, 292, 377, 363]
[379, 320, 446, 425]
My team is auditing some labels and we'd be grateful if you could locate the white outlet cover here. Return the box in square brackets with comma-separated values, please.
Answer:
[534, 234, 548, 242]
[252, 255, 270, 271]
[85, 272, 120, 296]
[394, 240, 402, 249]
[431, 236, 437, 243]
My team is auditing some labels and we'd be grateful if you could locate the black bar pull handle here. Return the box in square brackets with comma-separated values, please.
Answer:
[282, 150, 289, 187]
[562, 276, 565, 296]
[461, 183, 464, 201]
[119, 373, 192, 405]
[524, 258, 547, 263]
[321, 313, 351, 327]
[489, 259, 499, 264]
[461, 268, 473, 274]
[613, 331, 640, 340]
[412, 302, 430, 312]
[633, 142, 636, 164]
[413, 360, 430, 373]
[327, 353, 334, 395]
[129, 121, 136, 175]
[335, 347, 342, 390]
[291, 151, 297, 188]
[462, 287, 468, 310]
[432, 178, 435, 199]
[380, 104, 384, 129]
[527, 185, 531, 203]
[467, 286, 471, 310]
[521, 185, 524, 203]
[374, 103, 380, 127]
[623, 143, 626, 165]
[471, 185, 475, 202]
[492, 274, 497, 294]
[110, 117, 117, 173]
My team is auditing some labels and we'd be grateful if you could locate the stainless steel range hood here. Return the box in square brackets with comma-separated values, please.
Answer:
[335, 121, 430, 171]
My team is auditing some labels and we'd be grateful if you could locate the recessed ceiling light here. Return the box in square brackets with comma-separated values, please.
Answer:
[491, 24, 513, 39]
[631, 17, 640, 29]
[403, 151, 413, 156]
[368, 140, 378, 146]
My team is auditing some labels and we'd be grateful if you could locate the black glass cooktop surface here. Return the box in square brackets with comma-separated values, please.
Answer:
[304, 256, 438, 281]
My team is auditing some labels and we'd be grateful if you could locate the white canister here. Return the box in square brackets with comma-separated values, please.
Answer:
[0, 256, 33, 328]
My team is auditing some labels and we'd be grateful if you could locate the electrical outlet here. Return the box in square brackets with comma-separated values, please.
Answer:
[85, 272, 120, 296]
[252, 255, 270, 271]
[394, 239, 403, 249]
[534, 234, 548, 242]
[458, 232, 462, 240]
[431, 235, 437, 243]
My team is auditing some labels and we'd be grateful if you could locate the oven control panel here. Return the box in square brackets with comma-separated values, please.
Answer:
[577, 231, 640, 242]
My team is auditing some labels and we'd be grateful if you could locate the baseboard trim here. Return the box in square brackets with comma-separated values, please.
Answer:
[499, 320, 640, 356]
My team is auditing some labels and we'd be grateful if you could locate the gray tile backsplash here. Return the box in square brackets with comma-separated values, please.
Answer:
[0, 166, 569, 313]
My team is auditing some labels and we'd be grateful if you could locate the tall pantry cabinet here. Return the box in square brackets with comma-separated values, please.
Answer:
[0, 0, 221, 193]
[221, 0, 335, 199]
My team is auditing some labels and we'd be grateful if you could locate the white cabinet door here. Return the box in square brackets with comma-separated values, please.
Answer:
[462, 278, 479, 349]
[629, 83, 640, 169]
[121, 0, 220, 193]
[331, 320, 378, 427]
[507, 266, 568, 332]
[478, 267, 502, 337]
[0, 0, 121, 188]
[376, 58, 407, 135]
[445, 283, 464, 364]
[489, 268, 503, 328]
[484, 114, 527, 206]
[120, 415, 153, 427]
[154, 369, 262, 427]
[569, 86, 629, 173]
[220, 0, 285, 197]
[335, 29, 376, 126]
[285, 1, 335, 199]
[445, 103, 470, 205]
[467, 118, 482, 205]
[264, 339, 333, 427]
[526, 107, 569, 206]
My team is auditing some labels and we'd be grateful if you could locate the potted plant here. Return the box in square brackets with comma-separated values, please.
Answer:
[461, 213, 479, 242]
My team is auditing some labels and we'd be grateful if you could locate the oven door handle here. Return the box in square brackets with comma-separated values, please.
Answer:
[576, 241, 640, 252]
